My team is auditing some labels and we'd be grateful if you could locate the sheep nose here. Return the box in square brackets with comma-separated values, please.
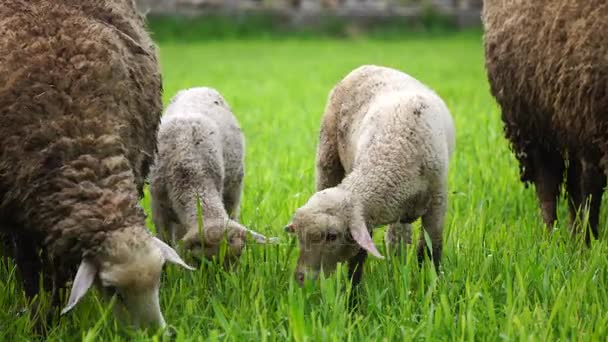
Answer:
[295, 272, 305, 286]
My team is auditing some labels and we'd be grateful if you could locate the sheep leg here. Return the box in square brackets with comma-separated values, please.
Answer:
[346, 248, 367, 308]
[0, 218, 16, 264]
[531, 147, 564, 230]
[172, 194, 201, 242]
[385, 220, 412, 256]
[223, 176, 243, 220]
[579, 160, 605, 243]
[12, 234, 44, 298]
[150, 183, 174, 243]
[26, 251, 62, 334]
[316, 114, 345, 191]
[316, 151, 344, 191]
[418, 191, 446, 269]
[0, 232, 14, 265]
[1, 230, 55, 330]
[566, 157, 583, 228]
[566, 156, 605, 243]
[347, 248, 368, 287]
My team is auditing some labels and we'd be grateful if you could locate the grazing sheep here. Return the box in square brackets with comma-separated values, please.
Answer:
[483, 1, 608, 242]
[285, 65, 455, 286]
[150, 87, 275, 266]
[0, 0, 193, 329]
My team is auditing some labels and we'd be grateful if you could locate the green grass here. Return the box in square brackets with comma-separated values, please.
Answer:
[2, 30, 608, 341]
[145, 12, 457, 41]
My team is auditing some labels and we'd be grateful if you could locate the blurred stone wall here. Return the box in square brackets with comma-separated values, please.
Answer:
[135, 0, 482, 26]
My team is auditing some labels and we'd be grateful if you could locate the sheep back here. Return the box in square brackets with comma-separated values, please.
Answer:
[0, 0, 162, 258]
[152, 88, 244, 212]
[329, 65, 453, 174]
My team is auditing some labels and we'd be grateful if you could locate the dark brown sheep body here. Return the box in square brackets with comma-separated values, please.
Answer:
[0, 0, 192, 328]
[483, 0, 608, 241]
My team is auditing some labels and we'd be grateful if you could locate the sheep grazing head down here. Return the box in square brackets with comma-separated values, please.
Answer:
[61, 230, 194, 329]
[181, 219, 246, 264]
[182, 219, 276, 266]
[285, 188, 383, 285]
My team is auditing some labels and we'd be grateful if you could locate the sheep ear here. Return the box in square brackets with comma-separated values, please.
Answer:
[233, 222, 279, 244]
[349, 221, 384, 259]
[61, 259, 97, 315]
[284, 223, 295, 233]
[249, 230, 279, 244]
[152, 237, 196, 270]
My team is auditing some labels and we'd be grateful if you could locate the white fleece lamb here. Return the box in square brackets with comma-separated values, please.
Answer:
[285, 65, 455, 285]
[150, 87, 273, 265]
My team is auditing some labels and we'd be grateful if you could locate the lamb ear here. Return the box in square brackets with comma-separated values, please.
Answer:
[233, 222, 279, 244]
[349, 221, 384, 259]
[61, 259, 97, 315]
[284, 223, 295, 233]
[249, 230, 279, 244]
[152, 237, 196, 270]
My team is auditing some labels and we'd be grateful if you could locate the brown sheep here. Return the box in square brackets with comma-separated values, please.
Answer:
[483, 0, 608, 242]
[0, 0, 192, 329]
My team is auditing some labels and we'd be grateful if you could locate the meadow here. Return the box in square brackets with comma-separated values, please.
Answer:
[1, 29, 607, 341]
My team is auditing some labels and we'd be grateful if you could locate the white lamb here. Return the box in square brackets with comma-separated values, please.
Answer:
[150, 87, 274, 266]
[285, 65, 455, 286]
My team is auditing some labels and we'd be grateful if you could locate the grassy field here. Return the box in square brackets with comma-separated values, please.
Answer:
[1, 30, 608, 341]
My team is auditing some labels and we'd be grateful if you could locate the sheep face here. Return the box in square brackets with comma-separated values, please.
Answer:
[61, 232, 193, 329]
[97, 236, 167, 328]
[286, 188, 383, 285]
[181, 219, 277, 267]
[182, 219, 247, 266]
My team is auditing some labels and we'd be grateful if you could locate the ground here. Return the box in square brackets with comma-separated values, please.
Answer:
[1, 31, 607, 340]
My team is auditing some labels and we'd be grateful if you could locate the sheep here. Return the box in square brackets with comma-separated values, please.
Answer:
[150, 87, 275, 266]
[284, 65, 455, 286]
[0, 0, 193, 329]
[482, 1, 608, 243]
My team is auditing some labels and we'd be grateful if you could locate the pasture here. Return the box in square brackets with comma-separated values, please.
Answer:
[1, 30, 607, 340]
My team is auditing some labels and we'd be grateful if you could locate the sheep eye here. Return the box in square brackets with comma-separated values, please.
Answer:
[326, 232, 338, 242]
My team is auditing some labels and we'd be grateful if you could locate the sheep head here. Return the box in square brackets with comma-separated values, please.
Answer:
[285, 187, 383, 285]
[182, 219, 277, 267]
[61, 229, 194, 329]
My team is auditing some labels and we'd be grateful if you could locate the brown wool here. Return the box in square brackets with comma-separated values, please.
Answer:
[0, 0, 162, 298]
[483, 0, 608, 237]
